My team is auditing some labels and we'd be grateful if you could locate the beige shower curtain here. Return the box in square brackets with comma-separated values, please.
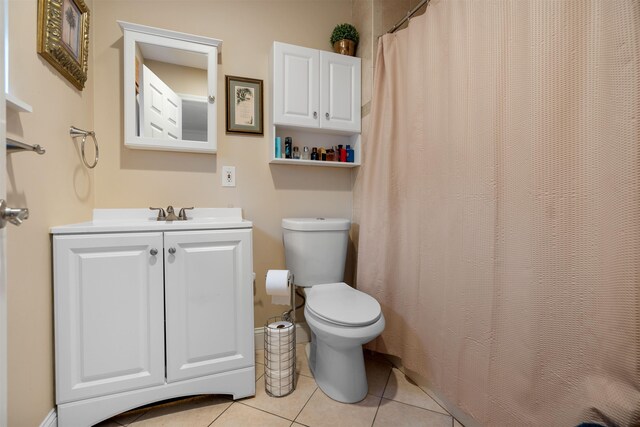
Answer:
[356, 1, 640, 425]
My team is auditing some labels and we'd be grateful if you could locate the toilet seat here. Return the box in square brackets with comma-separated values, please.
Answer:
[305, 282, 381, 327]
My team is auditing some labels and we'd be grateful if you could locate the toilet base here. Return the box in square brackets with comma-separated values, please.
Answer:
[306, 339, 368, 403]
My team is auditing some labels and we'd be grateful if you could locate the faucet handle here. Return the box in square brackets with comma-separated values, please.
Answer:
[149, 207, 166, 221]
[178, 207, 194, 220]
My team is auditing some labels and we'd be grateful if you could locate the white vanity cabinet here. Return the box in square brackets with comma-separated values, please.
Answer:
[51, 209, 254, 426]
[272, 41, 361, 133]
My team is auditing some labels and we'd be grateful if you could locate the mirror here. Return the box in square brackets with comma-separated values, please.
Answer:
[119, 21, 222, 153]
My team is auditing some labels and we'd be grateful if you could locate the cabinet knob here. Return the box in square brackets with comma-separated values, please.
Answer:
[150, 248, 158, 256]
[313, 111, 317, 119]
[325, 112, 329, 119]
[168, 247, 176, 255]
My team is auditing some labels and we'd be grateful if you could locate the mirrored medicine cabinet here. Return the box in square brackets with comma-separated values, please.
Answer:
[119, 21, 222, 153]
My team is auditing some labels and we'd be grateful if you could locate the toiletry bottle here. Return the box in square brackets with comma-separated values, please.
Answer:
[326, 149, 335, 161]
[293, 146, 300, 159]
[302, 146, 310, 160]
[285, 137, 292, 159]
[346, 145, 354, 162]
[275, 137, 281, 158]
[311, 147, 318, 161]
[338, 145, 346, 162]
[318, 147, 326, 161]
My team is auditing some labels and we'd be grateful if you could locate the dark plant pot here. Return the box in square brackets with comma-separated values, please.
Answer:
[333, 39, 356, 56]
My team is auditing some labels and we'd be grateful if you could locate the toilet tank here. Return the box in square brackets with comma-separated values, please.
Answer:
[282, 218, 350, 287]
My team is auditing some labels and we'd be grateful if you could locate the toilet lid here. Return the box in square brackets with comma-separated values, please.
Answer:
[306, 283, 381, 327]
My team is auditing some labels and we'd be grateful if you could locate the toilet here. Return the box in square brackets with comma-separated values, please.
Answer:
[282, 218, 385, 403]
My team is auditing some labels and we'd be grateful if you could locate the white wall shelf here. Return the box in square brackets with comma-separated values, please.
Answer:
[6, 92, 32, 113]
[269, 41, 361, 168]
[269, 125, 360, 167]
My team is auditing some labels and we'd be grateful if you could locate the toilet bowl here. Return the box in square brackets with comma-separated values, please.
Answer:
[304, 282, 385, 403]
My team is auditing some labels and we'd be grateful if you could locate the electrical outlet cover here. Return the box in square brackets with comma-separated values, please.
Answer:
[222, 166, 236, 187]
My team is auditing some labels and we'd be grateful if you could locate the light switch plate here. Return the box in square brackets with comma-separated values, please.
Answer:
[222, 166, 236, 187]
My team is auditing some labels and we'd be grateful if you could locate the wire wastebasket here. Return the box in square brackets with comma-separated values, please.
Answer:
[264, 316, 296, 397]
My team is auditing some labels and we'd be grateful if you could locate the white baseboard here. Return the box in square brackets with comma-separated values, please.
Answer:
[39, 408, 57, 427]
[254, 322, 310, 350]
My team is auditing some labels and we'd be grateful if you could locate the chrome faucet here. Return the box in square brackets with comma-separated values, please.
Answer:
[165, 206, 179, 221]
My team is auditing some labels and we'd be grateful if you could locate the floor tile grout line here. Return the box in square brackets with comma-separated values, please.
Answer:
[371, 364, 393, 426]
[292, 385, 319, 423]
[236, 399, 299, 423]
[380, 397, 453, 418]
[206, 401, 234, 427]
[385, 361, 454, 417]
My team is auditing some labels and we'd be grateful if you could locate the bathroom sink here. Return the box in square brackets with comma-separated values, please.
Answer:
[51, 208, 252, 234]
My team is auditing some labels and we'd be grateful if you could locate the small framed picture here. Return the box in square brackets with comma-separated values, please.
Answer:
[37, 0, 90, 90]
[225, 75, 263, 135]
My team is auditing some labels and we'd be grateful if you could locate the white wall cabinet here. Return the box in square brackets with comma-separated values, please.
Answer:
[270, 41, 361, 167]
[52, 216, 254, 427]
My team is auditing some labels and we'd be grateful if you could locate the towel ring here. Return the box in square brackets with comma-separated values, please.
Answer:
[70, 126, 99, 169]
[81, 133, 99, 169]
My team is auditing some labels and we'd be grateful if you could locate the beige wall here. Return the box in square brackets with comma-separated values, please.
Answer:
[93, 0, 354, 330]
[6, 0, 95, 425]
[6, 0, 352, 424]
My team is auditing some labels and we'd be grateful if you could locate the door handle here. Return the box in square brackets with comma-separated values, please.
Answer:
[0, 199, 29, 228]
[313, 111, 317, 119]
[325, 112, 329, 120]
[168, 247, 176, 255]
[150, 248, 158, 256]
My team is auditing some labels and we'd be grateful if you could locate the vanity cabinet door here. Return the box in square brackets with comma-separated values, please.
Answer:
[273, 42, 320, 128]
[320, 51, 361, 133]
[53, 233, 165, 404]
[164, 229, 254, 383]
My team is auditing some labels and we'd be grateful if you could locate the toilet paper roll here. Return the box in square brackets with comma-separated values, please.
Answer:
[266, 270, 292, 305]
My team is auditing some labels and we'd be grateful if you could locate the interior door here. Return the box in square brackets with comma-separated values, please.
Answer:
[141, 64, 182, 140]
[164, 229, 254, 383]
[0, 0, 7, 422]
[273, 42, 319, 128]
[320, 51, 361, 133]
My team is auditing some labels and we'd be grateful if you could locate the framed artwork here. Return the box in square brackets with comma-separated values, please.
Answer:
[37, 0, 90, 90]
[225, 75, 263, 135]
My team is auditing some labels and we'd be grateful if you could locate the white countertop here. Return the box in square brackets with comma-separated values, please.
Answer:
[51, 208, 252, 234]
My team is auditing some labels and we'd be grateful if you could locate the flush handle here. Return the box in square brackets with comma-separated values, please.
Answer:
[0, 199, 29, 229]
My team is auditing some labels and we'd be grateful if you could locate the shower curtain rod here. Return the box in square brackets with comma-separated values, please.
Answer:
[384, 0, 430, 35]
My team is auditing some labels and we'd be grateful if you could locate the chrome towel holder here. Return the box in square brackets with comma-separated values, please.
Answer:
[70, 126, 99, 169]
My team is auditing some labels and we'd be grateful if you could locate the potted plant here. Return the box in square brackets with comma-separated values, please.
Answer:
[330, 23, 359, 56]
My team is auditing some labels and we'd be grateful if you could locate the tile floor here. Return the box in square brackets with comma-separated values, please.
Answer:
[97, 345, 465, 427]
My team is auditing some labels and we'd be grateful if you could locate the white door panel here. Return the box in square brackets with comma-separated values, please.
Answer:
[142, 64, 182, 140]
[0, 0, 6, 422]
[320, 51, 361, 132]
[164, 229, 253, 383]
[273, 42, 319, 127]
[54, 233, 165, 403]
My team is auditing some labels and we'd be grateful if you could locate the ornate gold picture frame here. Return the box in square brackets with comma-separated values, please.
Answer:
[37, 0, 90, 90]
